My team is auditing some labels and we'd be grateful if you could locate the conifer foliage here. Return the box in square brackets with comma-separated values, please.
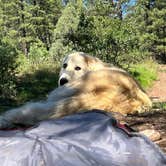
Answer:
[0, 0, 165, 100]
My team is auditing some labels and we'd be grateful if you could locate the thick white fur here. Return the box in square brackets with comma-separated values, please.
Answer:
[0, 52, 152, 128]
[58, 52, 125, 86]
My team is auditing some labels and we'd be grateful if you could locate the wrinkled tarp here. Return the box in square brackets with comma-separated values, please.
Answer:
[0, 111, 165, 166]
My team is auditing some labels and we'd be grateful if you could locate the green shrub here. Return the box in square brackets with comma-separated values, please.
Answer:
[129, 60, 158, 89]
[16, 67, 59, 104]
[28, 43, 49, 64]
[153, 102, 166, 110]
[15, 41, 60, 104]
[16, 52, 30, 74]
[0, 41, 18, 100]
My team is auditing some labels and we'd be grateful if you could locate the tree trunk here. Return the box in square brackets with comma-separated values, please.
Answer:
[20, 0, 28, 57]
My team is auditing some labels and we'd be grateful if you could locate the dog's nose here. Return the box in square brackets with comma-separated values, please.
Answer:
[60, 78, 68, 86]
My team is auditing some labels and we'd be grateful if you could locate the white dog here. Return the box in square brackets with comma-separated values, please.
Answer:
[0, 52, 152, 128]
[58, 52, 125, 86]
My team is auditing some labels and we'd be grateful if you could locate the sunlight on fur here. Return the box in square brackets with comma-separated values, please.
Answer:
[0, 52, 152, 128]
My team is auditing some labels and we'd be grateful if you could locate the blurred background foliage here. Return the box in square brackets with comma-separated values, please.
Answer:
[0, 0, 165, 109]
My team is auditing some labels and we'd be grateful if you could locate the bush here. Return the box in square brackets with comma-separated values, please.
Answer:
[0, 41, 18, 100]
[129, 60, 158, 89]
[28, 42, 49, 65]
[16, 49, 60, 104]
[16, 66, 59, 104]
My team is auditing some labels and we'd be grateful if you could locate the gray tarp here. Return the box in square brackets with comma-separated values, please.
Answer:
[0, 111, 165, 166]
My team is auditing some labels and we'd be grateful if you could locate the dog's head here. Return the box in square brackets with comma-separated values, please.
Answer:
[58, 52, 108, 86]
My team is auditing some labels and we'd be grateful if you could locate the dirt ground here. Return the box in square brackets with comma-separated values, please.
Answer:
[147, 65, 166, 102]
[126, 110, 166, 153]
[127, 65, 166, 153]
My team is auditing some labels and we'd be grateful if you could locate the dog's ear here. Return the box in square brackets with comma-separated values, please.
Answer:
[84, 55, 100, 65]
[82, 54, 109, 71]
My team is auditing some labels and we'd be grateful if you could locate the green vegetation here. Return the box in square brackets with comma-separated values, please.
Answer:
[153, 102, 166, 110]
[130, 60, 158, 89]
[50, 1, 83, 61]
[0, 41, 18, 100]
[0, 0, 165, 111]
[16, 67, 59, 104]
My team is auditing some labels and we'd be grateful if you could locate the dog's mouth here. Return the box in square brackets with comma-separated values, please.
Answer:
[59, 78, 69, 86]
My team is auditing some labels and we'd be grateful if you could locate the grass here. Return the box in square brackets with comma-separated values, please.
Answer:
[153, 102, 166, 110]
[16, 60, 60, 103]
[16, 69, 59, 104]
[129, 60, 158, 89]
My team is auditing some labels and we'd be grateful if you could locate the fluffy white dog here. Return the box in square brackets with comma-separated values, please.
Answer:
[58, 52, 125, 86]
[0, 52, 152, 128]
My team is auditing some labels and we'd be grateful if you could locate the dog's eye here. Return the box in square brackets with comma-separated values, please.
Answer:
[63, 63, 67, 69]
[75, 66, 81, 71]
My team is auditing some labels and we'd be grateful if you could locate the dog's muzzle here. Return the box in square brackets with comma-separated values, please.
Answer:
[59, 78, 68, 86]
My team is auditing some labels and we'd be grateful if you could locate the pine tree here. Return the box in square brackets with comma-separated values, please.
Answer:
[68, 0, 136, 66]
[127, 0, 166, 62]
[50, 0, 83, 61]
[28, 0, 62, 50]
[0, 0, 20, 47]
[149, 0, 166, 62]
[0, 0, 62, 56]
[0, 0, 37, 56]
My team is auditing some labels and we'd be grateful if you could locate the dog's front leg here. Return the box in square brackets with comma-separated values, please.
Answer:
[0, 101, 55, 129]
[0, 81, 85, 129]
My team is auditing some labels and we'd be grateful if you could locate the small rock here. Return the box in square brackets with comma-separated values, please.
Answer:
[140, 129, 161, 141]
[134, 123, 154, 131]
[155, 138, 166, 145]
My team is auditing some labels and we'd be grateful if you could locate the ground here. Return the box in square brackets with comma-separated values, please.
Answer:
[148, 65, 166, 102]
[126, 110, 166, 153]
[127, 65, 166, 153]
